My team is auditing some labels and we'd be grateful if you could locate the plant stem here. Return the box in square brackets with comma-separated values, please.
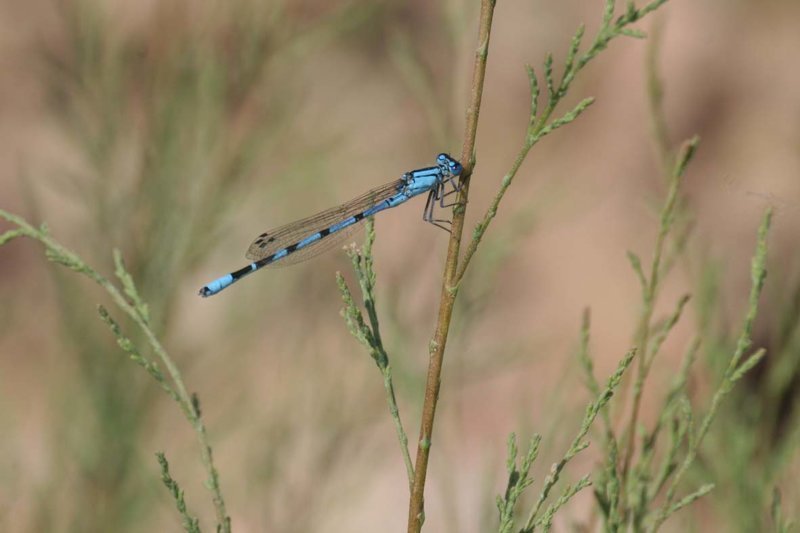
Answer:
[620, 137, 697, 488]
[644, 16, 672, 174]
[0, 209, 230, 532]
[406, 1, 497, 531]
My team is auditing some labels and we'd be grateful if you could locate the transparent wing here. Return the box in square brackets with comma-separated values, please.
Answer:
[245, 178, 405, 263]
[259, 221, 364, 268]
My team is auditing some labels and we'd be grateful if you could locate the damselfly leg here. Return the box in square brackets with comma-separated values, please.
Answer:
[422, 176, 464, 232]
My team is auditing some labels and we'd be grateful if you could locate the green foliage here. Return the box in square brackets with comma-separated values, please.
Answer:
[771, 489, 796, 533]
[337, 1, 790, 531]
[156, 452, 201, 533]
[569, 28, 776, 528]
[3, 2, 390, 530]
[336, 218, 415, 491]
[0, 208, 230, 532]
[495, 350, 635, 533]
[458, 0, 670, 284]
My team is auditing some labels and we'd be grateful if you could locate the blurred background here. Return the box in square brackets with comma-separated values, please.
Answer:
[0, 0, 798, 531]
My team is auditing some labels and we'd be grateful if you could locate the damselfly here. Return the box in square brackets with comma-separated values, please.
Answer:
[199, 153, 464, 297]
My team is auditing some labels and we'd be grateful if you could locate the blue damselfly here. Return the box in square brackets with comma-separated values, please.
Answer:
[199, 153, 464, 297]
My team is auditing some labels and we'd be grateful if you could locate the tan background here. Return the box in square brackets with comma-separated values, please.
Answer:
[0, 0, 798, 531]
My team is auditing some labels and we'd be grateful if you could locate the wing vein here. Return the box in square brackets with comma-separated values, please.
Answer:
[245, 178, 405, 264]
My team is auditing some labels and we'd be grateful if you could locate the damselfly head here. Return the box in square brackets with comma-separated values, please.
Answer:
[437, 153, 463, 177]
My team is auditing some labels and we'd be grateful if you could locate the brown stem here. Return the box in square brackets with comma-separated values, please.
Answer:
[406, 1, 497, 531]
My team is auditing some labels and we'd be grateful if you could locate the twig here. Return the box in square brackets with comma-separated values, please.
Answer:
[0, 209, 230, 532]
[620, 137, 698, 486]
[338, 219, 415, 492]
[406, 1, 498, 531]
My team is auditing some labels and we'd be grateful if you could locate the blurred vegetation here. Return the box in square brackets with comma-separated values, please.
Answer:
[0, 0, 797, 532]
[9, 1, 404, 531]
[693, 256, 800, 533]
